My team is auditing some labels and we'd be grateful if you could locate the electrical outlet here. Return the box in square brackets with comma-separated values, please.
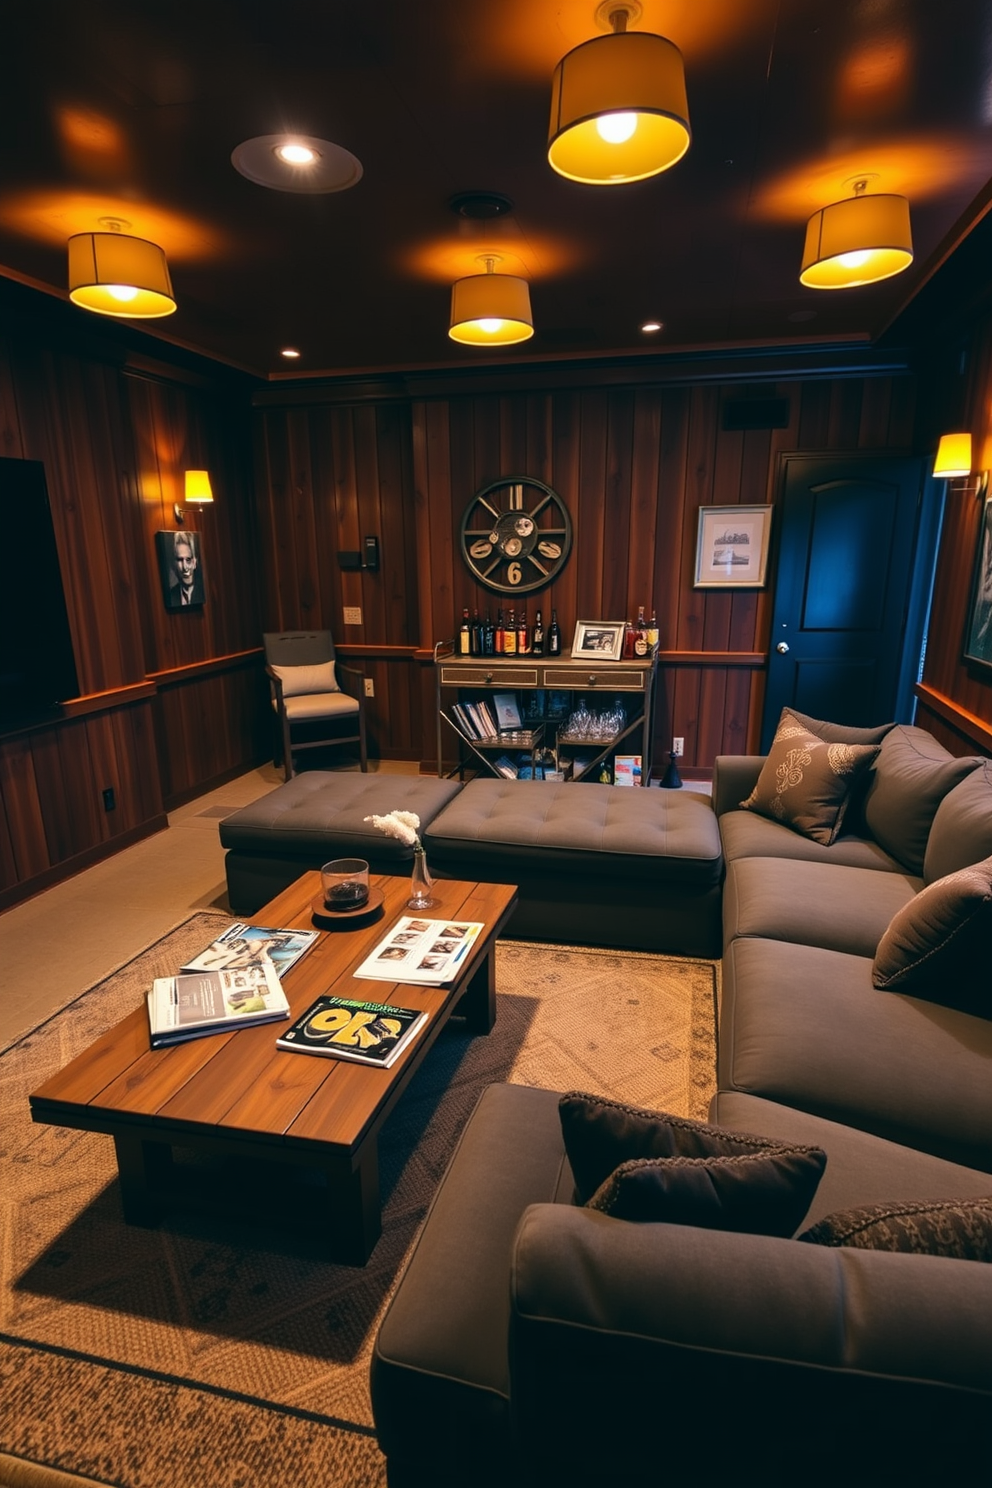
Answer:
[672, 737, 684, 757]
[343, 606, 362, 626]
[102, 787, 116, 811]
[363, 677, 375, 697]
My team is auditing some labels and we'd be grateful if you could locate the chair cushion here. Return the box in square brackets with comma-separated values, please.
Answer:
[778, 708, 895, 745]
[798, 1197, 992, 1260]
[271, 660, 340, 696]
[872, 857, 992, 1015]
[283, 690, 357, 722]
[925, 760, 992, 883]
[863, 726, 979, 873]
[740, 711, 880, 845]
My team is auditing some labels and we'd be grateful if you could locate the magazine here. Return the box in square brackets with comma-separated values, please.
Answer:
[492, 691, 522, 730]
[147, 961, 290, 1047]
[353, 916, 484, 986]
[276, 994, 428, 1067]
[181, 922, 318, 979]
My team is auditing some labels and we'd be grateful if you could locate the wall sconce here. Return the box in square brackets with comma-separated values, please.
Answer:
[448, 256, 534, 346]
[800, 181, 913, 289]
[933, 433, 988, 495]
[184, 470, 214, 504]
[67, 220, 177, 318]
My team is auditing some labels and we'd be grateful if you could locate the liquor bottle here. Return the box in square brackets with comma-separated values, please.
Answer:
[471, 608, 483, 655]
[459, 607, 471, 655]
[483, 611, 495, 655]
[646, 610, 659, 658]
[495, 608, 505, 654]
[532, 609, 545, 655]
[547, 608, 562, 656]
[633, 605, 650, 659]
[517, 608, 530, 654]
[504, 607, 517, 654]
[622, 618, 636, 660]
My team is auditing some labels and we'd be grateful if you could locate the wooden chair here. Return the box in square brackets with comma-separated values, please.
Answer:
[263, 630, 368, 780]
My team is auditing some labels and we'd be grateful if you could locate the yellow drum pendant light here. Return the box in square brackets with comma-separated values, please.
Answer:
[800, 182, 913, 290]
[449, 257, 534, 346]
[548, 5, 690, 185]
[68, 222, 177, 318]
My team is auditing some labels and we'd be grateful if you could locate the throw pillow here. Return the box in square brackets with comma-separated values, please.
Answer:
[862, 726, 979, 874]
[872, 856, 992, 1016]
[559, 1093, 826, 1237]
[270, 660, 340, 697]
[780, 708, 895, 746]
[798, 1197, 992, 1261]
[739, 712, 880, 845]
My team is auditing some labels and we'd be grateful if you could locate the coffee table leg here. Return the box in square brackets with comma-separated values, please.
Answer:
[458, 948, 496, 1034]
[319, 1143, 382, 1265]
[114, 1133, 172, 1226]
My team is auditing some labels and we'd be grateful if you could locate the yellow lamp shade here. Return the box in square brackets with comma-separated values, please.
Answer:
[184, 470, 214, 503]
[448, 273, 534, 346]
[548, 30, 690, 185]
[800, 193, 913, 289]
[933, 433, 972, 479]
[68, 232, 177, 318]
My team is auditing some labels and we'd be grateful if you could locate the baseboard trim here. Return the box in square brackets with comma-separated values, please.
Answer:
[0, 817, 169, 913]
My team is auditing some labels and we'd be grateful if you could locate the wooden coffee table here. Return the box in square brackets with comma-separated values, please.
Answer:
[30, 872, 518, 1264]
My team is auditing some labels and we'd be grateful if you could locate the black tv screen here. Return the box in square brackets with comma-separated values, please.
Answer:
[0, 457, 79, 730]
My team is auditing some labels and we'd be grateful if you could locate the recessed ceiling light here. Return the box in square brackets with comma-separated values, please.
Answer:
[231, 135, 362, 193]
[280, 347, 301, 359]
[641, 320, 663, 333]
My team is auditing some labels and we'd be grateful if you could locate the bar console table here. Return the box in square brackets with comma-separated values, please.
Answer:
[434, 642, 657, 784]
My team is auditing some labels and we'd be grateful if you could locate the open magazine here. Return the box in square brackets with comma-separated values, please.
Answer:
[147, 961, 290, 1047]
[181, 922, 318, 980]
[353, 916, 483, 986]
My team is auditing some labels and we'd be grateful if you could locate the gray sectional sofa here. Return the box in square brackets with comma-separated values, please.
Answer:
[370, 723, 992, 1486]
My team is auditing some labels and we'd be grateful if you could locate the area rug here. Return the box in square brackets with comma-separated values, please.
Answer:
[0, 912, 717, 1488]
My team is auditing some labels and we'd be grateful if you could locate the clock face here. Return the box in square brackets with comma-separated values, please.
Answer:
[459, 476, 573, 595]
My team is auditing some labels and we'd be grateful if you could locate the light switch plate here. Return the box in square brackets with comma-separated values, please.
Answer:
[343, 606, 362, 626]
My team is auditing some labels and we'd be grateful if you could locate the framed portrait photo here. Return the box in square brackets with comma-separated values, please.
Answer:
[571, 620, 625, 662]
[155, 529, 206, 610]
[694, 504, 772, 589]
[964, 490, 992, 670]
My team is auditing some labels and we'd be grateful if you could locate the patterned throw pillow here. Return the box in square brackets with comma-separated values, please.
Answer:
[872, 856, 992, 1016]
[798, 1197, 992, 1260]
[740, 711, 880, 844]
[559, 1093, 826, 1237]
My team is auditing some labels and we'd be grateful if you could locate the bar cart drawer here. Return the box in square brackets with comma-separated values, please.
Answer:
[543, 668, 646, 691]
[439, 665, 540, 687]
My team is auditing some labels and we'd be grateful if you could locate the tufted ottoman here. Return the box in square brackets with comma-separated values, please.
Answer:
[424, 778, 723, 956]
[220, 771, 464, 913]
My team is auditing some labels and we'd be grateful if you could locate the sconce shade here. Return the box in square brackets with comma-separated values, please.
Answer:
[448, 272, 534, 346]
[933, 433, 972, 479]
[184, 470, 214, 503]
[800, 193, 913, 289]
[68, 232, 176, 318]
[548, 30, 690, 185]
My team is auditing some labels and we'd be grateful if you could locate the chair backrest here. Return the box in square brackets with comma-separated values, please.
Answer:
[263, 631, 336, 667]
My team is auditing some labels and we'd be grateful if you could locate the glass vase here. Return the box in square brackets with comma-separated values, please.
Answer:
[408, 846, 435, 910]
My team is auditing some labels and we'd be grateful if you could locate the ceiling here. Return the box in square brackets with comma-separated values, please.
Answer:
[3, 0, 992, 382]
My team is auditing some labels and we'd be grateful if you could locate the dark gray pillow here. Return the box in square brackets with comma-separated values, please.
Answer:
[781, 708, 895, 746]
[863, 726, 979, 873]
[798, 1197, 992, 1260]
[924, 761, 992, 884]
[872, 857, 992, 1016]
[740, 712, 880, 845]
[559, 1093, 826, 1237]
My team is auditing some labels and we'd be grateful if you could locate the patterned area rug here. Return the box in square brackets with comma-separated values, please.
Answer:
[0, 912, 717, 1488]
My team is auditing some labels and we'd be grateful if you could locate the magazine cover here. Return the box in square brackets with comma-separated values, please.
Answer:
[276, 995, 428, 1067]
[353, 916, 484, 986]
[147, 961, 289, 1046]
[181, 922, 318, 979]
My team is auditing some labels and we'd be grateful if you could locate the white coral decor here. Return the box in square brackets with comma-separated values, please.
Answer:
[364, 810, 423, 850]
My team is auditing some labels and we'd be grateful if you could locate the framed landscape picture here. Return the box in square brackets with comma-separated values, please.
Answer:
[694, 505, 772, 589]
[964, 490, 992, 670]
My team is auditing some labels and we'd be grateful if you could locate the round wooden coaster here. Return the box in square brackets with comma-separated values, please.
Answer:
[311, 885, 385, 929]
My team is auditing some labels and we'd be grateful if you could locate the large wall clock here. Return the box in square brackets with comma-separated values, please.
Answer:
[459, 476, 573, 595]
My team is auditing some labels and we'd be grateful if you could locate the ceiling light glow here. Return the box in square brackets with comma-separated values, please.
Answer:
[276, 143, 317, 165]
[640, 320, 662, 332]
[449, 257, 534, 346]
[596, 111, 637, 144]
[800, 184, 913, 289]
[106, 283, 138, 302]
[67, 228, 177, 318]
[280, 347, 301, 358]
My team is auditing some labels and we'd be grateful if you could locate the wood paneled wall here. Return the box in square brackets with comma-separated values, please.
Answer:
[255, 371, 916, 771]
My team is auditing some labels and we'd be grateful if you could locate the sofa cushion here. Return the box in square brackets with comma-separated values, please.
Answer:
[719, 808, 906, 870]
[724, 856, 920, 957]
[270, 659, 339, 695]
[797, 1196, 992, 1260]
[863, 726, 979, 874]
[925, 760, 992, 883]
[741, 712, 880, 845]
[872, 857, 992, 1015]
[559, 1092, 825, 1237]
[780, 708, 895, 746]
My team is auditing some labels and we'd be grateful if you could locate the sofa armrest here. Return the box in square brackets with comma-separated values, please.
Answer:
[509, 1204, 992, 1483]
[712, 753, 765, 816]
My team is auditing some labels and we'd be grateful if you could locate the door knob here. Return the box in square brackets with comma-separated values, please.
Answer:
[775, 641, 790, 654]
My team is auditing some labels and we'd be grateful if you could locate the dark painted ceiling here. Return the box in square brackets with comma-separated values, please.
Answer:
[2, 0, 991, 382]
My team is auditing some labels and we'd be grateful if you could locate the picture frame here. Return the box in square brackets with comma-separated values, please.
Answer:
[155, 529, 206, 609]
[571, 619, 625, 662]
[693, 504, 772, 589]
[963, 489, 992, 670]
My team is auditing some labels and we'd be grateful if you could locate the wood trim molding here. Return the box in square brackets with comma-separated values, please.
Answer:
[914, 683, 992, 752]
[335, 644, 421, 659]
[146, 648, 264, 686]
[413, 647, 764, 666]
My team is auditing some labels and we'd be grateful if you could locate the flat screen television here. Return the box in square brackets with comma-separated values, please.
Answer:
[0, 457, 79, 730]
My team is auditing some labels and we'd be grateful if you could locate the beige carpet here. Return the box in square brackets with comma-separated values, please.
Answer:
[0, 912, 717, 1488]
